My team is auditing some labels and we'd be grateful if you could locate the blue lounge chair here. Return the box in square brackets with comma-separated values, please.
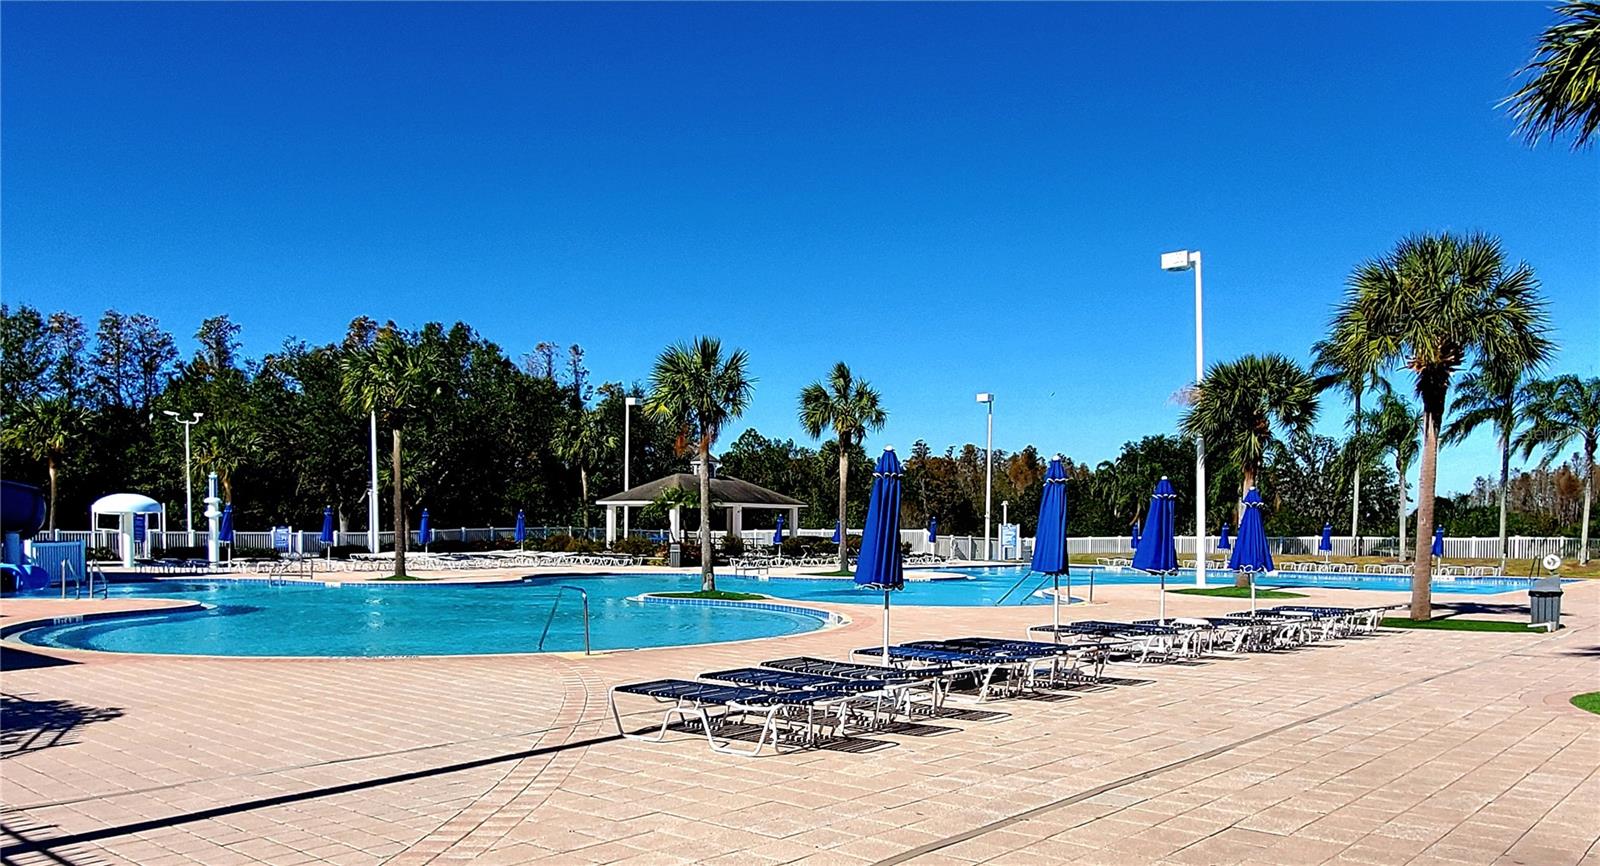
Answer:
[851, 644, 1028, 702]
[762, 655, 948, 712]
[609, 678, 860, 756]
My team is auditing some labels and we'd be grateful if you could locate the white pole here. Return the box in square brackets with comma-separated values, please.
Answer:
[368, 411, 380, 553]
[1192, 252, 1207, 588]
[183, 420, 194, 547]
[623, 397, 636, 539]
[882, 591, 890, 663]
[984, 398, 993, 561]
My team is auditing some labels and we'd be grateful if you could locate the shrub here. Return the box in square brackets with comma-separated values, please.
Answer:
[720, 534, 745, 559]
[88, 546, 118, 561]
[612, 536, 660, 557]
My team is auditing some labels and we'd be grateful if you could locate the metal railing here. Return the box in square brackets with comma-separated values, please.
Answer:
[535, 585, 591, 655]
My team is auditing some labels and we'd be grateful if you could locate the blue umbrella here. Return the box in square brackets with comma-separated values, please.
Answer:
[320, 506, 335, 558]
[927, 516, 937, 544]
[1217, 523, 1231, 550]
[1030, 455, 1071, 630]
[419, 508, 432, 551]
[772, 513, 786, 546]
[1129, 521, 1141, 551]
[1319, 522, 1333, 562]
[855, 447, 904, 660]
[514, 509, 526, 547]
[1228, 487, 1275, 612]
[218, 504, 234, 551]
[1432, 524, 1444, 559]
[831, 519, 842, 545]
[1132, 477, 1179, 622]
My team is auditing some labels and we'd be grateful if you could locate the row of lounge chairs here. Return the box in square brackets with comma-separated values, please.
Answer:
[732, 551, 951, 574]
[611, 603, 1399, 756]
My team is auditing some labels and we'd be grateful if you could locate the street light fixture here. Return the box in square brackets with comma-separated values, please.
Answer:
[163, 410, 203, 545]
[623, 396, 639, 538]
[1162, 249, 1206, 587]
[976, 392, 994, 561]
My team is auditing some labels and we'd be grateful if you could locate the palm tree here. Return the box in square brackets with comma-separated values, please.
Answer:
[340, 327, 444, 578]
[1181, 354, 1318, 584]
[1442, 363, 1540, 561]
[1516, 375, 1600, 564]
[1330, 233, 1551, 619]
[646, 337, 754, 592]
[553, 406, 617, 530]
[1, 397, 87, 531]
[194, 415, 264, 503]
[1312, 335, 1389, 547]
[1503, 1, 1600, 150]
[798, 362, 887, 572]
[1359, 392, 1423, 563]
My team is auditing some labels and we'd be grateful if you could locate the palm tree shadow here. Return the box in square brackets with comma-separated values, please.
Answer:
[1, 693, 125, 760]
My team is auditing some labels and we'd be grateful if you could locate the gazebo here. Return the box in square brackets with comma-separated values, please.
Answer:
[91, 493, 167, 567]
[597, 459, 804, 545]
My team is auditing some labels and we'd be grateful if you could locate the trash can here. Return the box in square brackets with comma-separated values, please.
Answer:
[668, 542, 682, 569]
[1530, 577, 1563, 629]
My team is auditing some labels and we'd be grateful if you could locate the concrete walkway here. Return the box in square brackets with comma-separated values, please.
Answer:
[1, 577, 1595, 866]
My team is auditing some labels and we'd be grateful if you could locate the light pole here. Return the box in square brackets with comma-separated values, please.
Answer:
[368, 411, 380, 553]
[623, 396, 638, 538]
[976, 392, 994, 561]
[1161, 249, 1206, 587]
[162, 410, 203, 545]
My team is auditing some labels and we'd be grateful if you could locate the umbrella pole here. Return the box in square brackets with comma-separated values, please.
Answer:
[882, 590, 891, 663]
[1053, 574, 1060, 631]
[1250, 573, 1257, 614]
[1159, 573, 1166, 624]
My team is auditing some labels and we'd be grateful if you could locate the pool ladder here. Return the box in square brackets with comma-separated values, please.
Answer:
[536, 585, 591, 655]
[60, 561, 109, 599]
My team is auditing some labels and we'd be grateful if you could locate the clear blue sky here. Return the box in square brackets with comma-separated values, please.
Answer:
[4, 2, 1596, 495]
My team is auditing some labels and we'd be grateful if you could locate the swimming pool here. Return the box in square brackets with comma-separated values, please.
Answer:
[13, 566, 1547, 657]
[16, 576, 832, 657]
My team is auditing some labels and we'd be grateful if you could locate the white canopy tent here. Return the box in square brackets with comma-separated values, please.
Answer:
[90, 493, 167, 567]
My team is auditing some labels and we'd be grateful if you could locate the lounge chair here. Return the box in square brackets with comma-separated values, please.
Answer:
[700, 667, 897, 732]
[609, 678, 861, 756]
[762, 656, 947, 712]
[851, 644, 1029, 702]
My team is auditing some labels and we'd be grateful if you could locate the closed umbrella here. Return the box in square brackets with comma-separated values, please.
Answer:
[772, 513, 786, 546]
[1432, 524, 1445, 563]
[1228, 487, 1275, 612]
[419, 508, 432, 552]
[1217, 523, 1231, 551]
[927, 516, 937, 544]
[1030, 455, 1071, 631]
[1131, 477, 1179, 623]
[855, 447, 905, 662]
[1319, 522, 1333, 564]
[832, 519, 841, 545]
[218, 504, 234, 560]
[320, 506, 335, 559]
[514, 509, 526, 549]
[1129, 521, 1141, 552]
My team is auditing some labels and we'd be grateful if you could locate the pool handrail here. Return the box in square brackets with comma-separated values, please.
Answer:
[536, 584, 591, 655]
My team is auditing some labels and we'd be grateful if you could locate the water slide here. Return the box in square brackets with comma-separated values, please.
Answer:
[1, 480, 51, 592]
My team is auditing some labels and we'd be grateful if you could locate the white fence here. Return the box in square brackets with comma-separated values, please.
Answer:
[31, 526, 1596, 564]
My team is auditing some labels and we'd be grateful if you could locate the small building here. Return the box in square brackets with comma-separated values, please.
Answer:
[596, 459, 804, 545]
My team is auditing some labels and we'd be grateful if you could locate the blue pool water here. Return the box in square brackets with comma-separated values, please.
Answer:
[14, 566, 1549, 657]
[18, 577, 828, 657]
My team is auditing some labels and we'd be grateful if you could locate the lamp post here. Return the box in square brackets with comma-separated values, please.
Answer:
[976, 392, 994, 560]
[623, 396, 638, 538]
[1161, 249, 1206, 587]
[1001, 500, 1009, 560]
[162, 410, 203, 546]
[368, 411, 380, 553]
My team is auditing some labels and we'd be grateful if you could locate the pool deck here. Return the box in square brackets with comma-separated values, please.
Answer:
[1, 573, 1596, 866]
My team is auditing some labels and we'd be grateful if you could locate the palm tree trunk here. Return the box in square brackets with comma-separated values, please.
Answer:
[699, 439, 714, 592]
[579, 467, 589, 530]
[1410, 385, 1446, 621]
[1350, 389, 1362, 549]
[47, 454, 58, 531]
[836, 436, 849, 573]
[1497, 431, 1510, 562]
[392, 427, 407, 578]
[1396, 459, 1407, 564]
[1236, 465, 1256, 588]
[1580, 445, 1593, 566]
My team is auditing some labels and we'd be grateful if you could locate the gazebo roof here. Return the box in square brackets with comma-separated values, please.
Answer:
[90, 493, 164, 514]
[597, 473, 805, 508]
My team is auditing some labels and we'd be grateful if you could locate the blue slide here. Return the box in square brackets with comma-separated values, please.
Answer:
[2, 479, 51, 592]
